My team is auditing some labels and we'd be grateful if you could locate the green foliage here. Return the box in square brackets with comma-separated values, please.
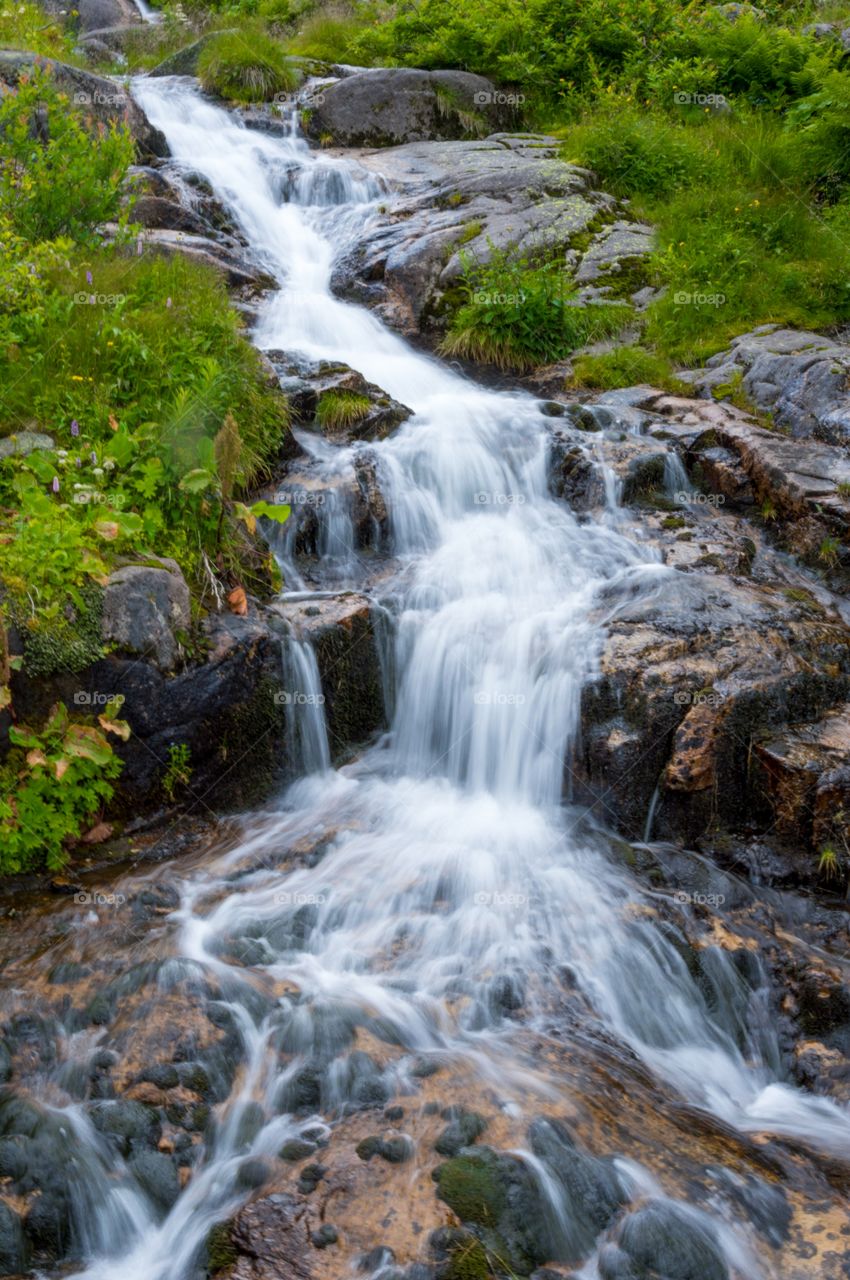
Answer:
[568, 346, 687, 391]
[0, 1, 72, 57]
[0, 71, 134, 244]
[162, 742, 193, 801]
[197, 26, 301, 101]
[287, 12, 365, 61]
[436, 1155, 505, 1227]
[441, 245, 629, 371]
[315, 390, 372, 429]
[0, 700, 127, 873]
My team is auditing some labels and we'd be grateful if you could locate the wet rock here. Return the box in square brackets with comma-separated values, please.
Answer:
[101, 559, 191, 674]
[528, 1118, 626, 1258]
[303, 69, 511, 148]
[227, 1192, 313, 1278]
[24, 1190, 68, 1260]
[610, 1201, 729, 1280]
[0, 51, 167, 160]
[341, 136, 616, 334]
[140, 228, 275, 292]
[311, 1223, 339, 1248]
[0, 1135, 28, 1181]
[89, 1099, 162, 1155]
[236, 1157, 271, 1191]
[297, 1161, 325, 1193]
[0, 1095, 43, 1139]
[434, 1108, 487, 1157]
[129, 1149, 180, 1212]
[433, 1147, 553, 1274]
[708, 1168, 791, 1248]
[275, 356, 413, 443]
[0, 1043, 10, 1084]
[683, 326, 850, 444]
[279, 1137, 316, 1161]
[0, 1204, 27, 1274]
[357, 1134, 412, 1163]
[131, 194, 211, 236]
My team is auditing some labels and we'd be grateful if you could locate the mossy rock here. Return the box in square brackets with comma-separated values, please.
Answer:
[433, 1148, 547, 1275]
[8, 583, 104, 678]
[206, 1220, 237, 1274]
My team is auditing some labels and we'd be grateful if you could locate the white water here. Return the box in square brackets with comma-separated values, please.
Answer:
[62, 79, 850, 1278]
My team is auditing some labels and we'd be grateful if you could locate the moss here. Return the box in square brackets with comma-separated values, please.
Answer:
[12, 582, 104, 678]
[435, 1154, 506, 1227]
[207, 1221, 237, 1274]
[445, 1237, 492, 1280]
[662, 514, 687, 529]
[217, 674, 287, 805]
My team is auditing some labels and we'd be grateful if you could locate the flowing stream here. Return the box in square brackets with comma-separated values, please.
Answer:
[15, 78, 846, 1278]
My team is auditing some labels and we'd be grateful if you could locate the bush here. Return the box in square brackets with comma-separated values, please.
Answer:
[197, 26, 301, 101]
[567, 109, 710, 198]
[441, 245, 630, 371]
[0, 71, 133, 243]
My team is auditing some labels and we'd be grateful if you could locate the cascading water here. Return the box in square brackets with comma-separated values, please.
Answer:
[44, 77, 849, 1278]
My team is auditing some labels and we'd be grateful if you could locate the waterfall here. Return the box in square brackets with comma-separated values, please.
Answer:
[51, 76, 850, 1280]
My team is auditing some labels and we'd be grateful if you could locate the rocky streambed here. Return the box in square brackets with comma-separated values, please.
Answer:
[0, 62, 849, 1280]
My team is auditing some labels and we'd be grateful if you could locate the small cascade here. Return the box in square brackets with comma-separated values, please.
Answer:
[281, 630, 331, 775]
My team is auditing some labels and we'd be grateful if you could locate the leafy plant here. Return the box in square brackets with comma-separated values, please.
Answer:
[0, 700, 128, 872]
[162, 742, 193, 801]
[0, 71, 134, 244]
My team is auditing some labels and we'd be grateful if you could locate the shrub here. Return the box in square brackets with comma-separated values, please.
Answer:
[0, 71, 133, 244]
[441, 245, 630, 371]
[287, 12, 366, 61]
[566, 109, 710, 198]
[197, 26, 301, 101]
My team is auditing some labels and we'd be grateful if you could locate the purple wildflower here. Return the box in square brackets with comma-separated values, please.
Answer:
[52, 476, 60, 493]
[70, 419, 79, 436]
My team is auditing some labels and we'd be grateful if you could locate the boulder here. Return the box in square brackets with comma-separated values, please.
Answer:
[0, 51, 167, 160]
[75, 0, 137, 34]
[138, 229, 275, 291]
[682, 326, 850, 445]
[0, 1203, 28, 1275]
[101, 560, 191, 673]
[149, 31, 235, 78]
[608, 1201, 729, 1280]
[131, 195, 210, 236]
[222, 1192, 313, 1280]
[265, 353, 413, 443]
[303, 68, 514, 148]
[336, 135, 636, 334]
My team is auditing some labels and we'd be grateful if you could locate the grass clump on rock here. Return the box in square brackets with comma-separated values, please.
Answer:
[315, 390, 372, 431]
[198, 27, 302, 103]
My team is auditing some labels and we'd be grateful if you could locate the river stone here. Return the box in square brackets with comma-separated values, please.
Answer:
[0, 1202, 28, 1273]
[528, 1118, 626, 1257]
[434, 1107, 487, 1156]
[682, 326, 850, 444]
[89, 1099, 162, 1154]
[101, 559, 191, 673]
[611, 1201, 729, 1280]
[130, 1149, 180, 1211]
[303, 68, 510, 148]
[0, 51, 167, 160]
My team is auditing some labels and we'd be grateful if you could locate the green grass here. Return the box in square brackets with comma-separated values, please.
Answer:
[315, 389, 372, 429]
[197, 26, 302, 101]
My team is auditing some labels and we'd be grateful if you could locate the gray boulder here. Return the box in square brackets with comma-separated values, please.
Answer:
[76, 0, 137, 34]
[102, 560, 191, 673]
[0, 432, 55, 460]
[683, 325, 850, 444]
[0, 51, 167, 160]
[303, 68, 515, 147]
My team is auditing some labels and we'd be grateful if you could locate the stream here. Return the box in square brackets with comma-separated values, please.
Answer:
[1, 77, 849, 1280]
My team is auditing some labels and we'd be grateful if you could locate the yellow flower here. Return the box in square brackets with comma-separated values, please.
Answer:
[70, 375, 84, 381]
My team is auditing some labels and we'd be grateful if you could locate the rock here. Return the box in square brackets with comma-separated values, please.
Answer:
[337, 135, 620, 334]
[433, 1147, 556, 1274]
[434, 1108, 487, 1157]
[88, 1099, 162, 1155]
[138, 229, 275, 291]
[75, 0, 136, 34]
[303, 69, 513, 148]
[227, 1193, 314, 1279]
[574, 220, 654, 287]
[0, 1135, 28, 1181]
[0, 51, 167, 160]
[129, 1149, 181, 1212]
[279, 1137, 316, 1162]
[682, 326, 850, 445]
[312, 1224, 339, 1248]
[268, 355, 413, 443]
[131, 195, 211, 236]
[357, 1134, 412, 1162]
[101, 559, 191, 673]
[610, 1201, 729, 1280]
[77, 22, 151, 53]
[0, 1203, 27, 1274]
[149, 31, 236, 78]
[0, 432, 55, 459]
[528, 1119, 626, 1259]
